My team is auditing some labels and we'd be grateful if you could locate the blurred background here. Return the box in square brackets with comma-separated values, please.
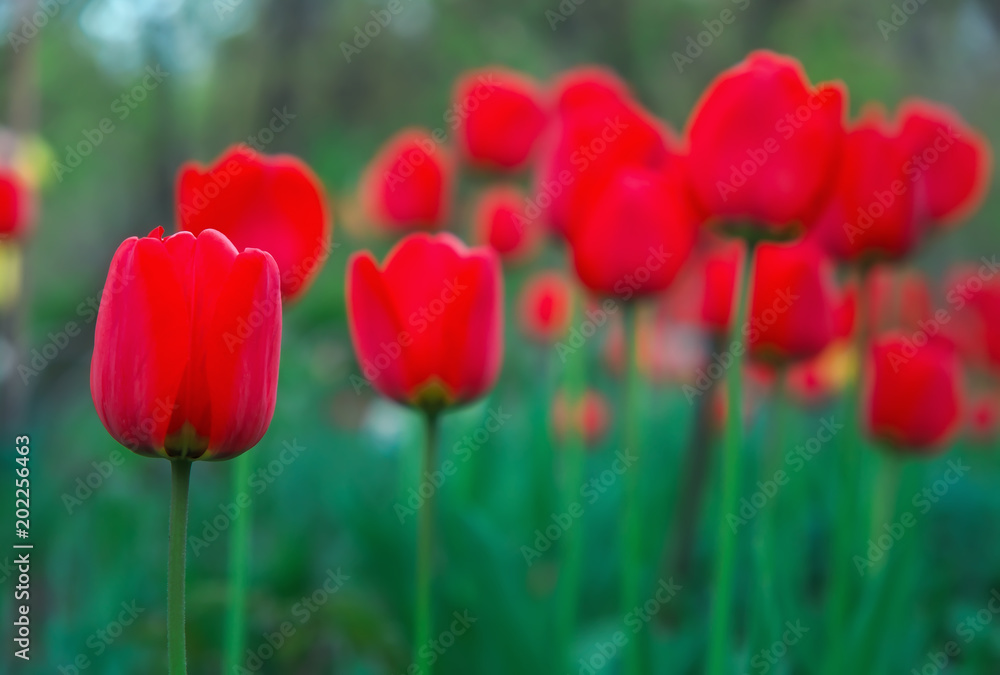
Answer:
[2, 0, 1000, 673]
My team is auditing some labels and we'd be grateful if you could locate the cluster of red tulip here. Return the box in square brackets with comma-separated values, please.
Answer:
[86, 49, 992, 675]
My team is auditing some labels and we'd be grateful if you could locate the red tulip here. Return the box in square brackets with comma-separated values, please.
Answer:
[347, 233, 502, 411]
[699, 238, 745, 333]
[685, 50, 846, 234]
[474, 185, 539, 262]
[552, 389, 610, 446]
[569, 164, 699, 298]
[897, 99, 991, 227]
[748, 241, 838, 364]
[453, 68, 548, 171]
[0, 169, 34, 240]
[865, 333, 962, 452]
[535, 68, 673, 237]
[176, 145, 330, 301]
[518, 271, 572, 343]
[91, 228, 282, 461]
[967, 393, 999, 444]
[361, 128, 453, 232]
[809, 107, 919, 263]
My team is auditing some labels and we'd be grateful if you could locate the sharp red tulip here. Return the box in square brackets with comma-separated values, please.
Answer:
[177, 145, 330, 301]
[865, 332, 962, 452]
[568, 164, 699, 298]
[91, 228, 282, 461]
[361, 128, 453, 232]
[347, 233, 503, 411]
[685, 50, 846, 235]
[453, 68, 548, 171]
[897, 99, 992, 227]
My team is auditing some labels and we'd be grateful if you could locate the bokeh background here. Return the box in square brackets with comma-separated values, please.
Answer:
[2, 0, 1000, 673]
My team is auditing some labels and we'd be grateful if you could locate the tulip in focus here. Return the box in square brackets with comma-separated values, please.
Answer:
[686, 50, 846, 236]
[347, 233, 502, 413]
[91, 227, 282, 461]
[474, 185, 539, 262]
[897, 99, 992, 227]
[518, 271, 571, 343]
[453, 68, 548, 171]
[865, 333, 962, 452]
[177, 145, 330, 301]
[361, 128, 453, 232]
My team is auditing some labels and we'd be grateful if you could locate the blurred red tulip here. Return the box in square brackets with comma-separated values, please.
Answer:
[897, 99, 992, 227]
[967, 393, 999, 444]
[453, 68, 548, 171]
[699, 238, 745, 333]
[91, 228, 282, 461]
[361, 128, 453, 232]
[535, 68, 673, 237]
[685, 50, 846, 235]
[0, 169, 34, 240]
[865, 333, 962, 452]
[473, 185, 538, 262]
[552, 389, 610, 446]
[518, 271, 572, 343]
[177, 145, 330, 301]
[809, 107, 919, 263]
[749, 241, 838, 364]
[347, 233, 503, 412]
[569, 165, 699, 297]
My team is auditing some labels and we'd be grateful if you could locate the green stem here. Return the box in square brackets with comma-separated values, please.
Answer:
[823, 267, 869, 675]
[558, 288, 588, 669]
[706, 241, 755, 675]
[621, 301, 643, 675]
[168, 460, 191, 675]
[224, 453, 251, 673]
[415, 413, 439, 675]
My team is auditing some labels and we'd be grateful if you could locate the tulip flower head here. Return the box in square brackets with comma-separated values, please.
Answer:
[569, 164, 700, 298]
[809, 107, 919, 263]
[474, 185, 539, 262]
[897, 99, 992, 228]
[453, 67, 548, 171]
[347, 233, 503, 414]
[361, 128, 453, 233]
[176, 145, 330, 302]
[865, 333, 962, 453]
[518, 271, 572, 343]
[552, 389, 610, 446]
[91, 228, 282, 461]
[0, 168, 34, 240]
[686, 50, 846, 239]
